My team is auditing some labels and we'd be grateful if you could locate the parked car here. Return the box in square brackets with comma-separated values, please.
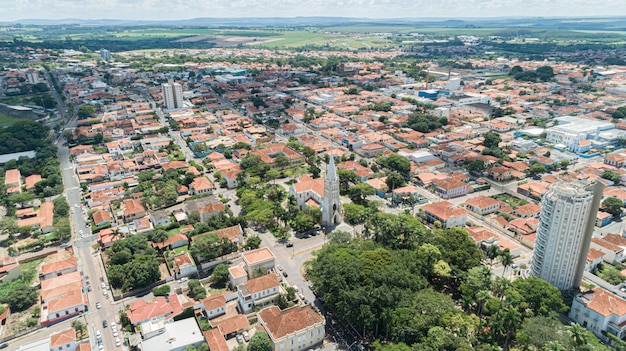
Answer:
[293, 285, 298, 292]
[236, 335, 244, 344]
[277, 265, 283, 271]
[282, 271, 288, 277]
[102, 320, 108, 328]
[0, 343, 8, 349]
[96, 302, 102, 309]
[286, 242, 293, 248]
[115, 337, 121, 346]
[242, 331, 250, 342]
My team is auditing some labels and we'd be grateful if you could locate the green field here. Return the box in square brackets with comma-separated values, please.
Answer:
[0, 113, 23, 127]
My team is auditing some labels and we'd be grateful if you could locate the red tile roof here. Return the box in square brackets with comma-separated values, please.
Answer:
[259, 305, 324, 339]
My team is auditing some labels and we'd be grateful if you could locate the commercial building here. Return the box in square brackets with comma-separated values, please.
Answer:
[530, 181, 603, 290]
[162, 82, 184, 110]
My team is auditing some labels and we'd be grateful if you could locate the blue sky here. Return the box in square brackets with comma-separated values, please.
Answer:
[3, 0, 626, 21]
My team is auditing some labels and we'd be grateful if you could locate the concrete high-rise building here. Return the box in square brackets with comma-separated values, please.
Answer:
[530, 181, 603, 290]
[321, 155, 342, 226]
[162, 81, 184, 110]
[99, 48, 111, 61]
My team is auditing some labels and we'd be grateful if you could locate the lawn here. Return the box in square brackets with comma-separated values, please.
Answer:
[492, 193, 528, 209]
[0, 113, 22, 127]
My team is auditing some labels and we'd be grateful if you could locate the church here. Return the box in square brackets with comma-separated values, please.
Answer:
[289, 156, 342, 226]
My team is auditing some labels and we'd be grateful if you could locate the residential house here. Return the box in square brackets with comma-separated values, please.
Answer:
[591, 237, 625, 263]
[511, 203, 541, 218]
[195, 293, 227, 320]
[391, 185, 422, 203]
[237, 274, 280, 314]
[570, 287, 626, 341]
[586, 248, 606, 272]
[150, 209, 171, 227]
[354, 143, 386, 158]
[229, 263, 248, 290]
[172, 252, 197, 279]
[203, 328, 230, 351]
[597, 211, 613, 227]
[92, 209, 113, 227]
[421, 201, 468, 229]
[243, 247, 276, 277]
[258, 305, 325, 351]
[488, 167, 514, 181]
[24, 174, 42, 191]
[189, 177, 215, 196]
[465, 195, 501, 215]
[432, 178, 469, 199]
[50, 328, 77, 351]
[126, 295, 184, 326]
[122, 199, 145, 223]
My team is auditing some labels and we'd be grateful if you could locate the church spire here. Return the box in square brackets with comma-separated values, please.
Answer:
[327, 154, 337, 182]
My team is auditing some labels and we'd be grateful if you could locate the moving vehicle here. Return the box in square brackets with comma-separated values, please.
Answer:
[102, 320, 108, 328]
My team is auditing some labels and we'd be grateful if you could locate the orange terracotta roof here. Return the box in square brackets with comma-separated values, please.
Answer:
[580, 287, 626, 317]
[212, 314, 250, 336]
[203, 328, 229, 351]
[244, 274, 279, 294]
[50, 329, 76, 348]
[259, 305, 324, 339]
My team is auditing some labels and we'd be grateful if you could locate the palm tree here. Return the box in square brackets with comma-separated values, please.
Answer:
[486, 245, 501, 267]
[476, 289, 491, 322]
[501, 306, 522, 350]
[542, 341, 566, 351]
[500, 248, 514, 277]
[569, 323, 588, 347]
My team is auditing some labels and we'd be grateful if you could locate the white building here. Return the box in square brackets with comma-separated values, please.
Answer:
[530, 181, 604, 290]
[237, 274, 280, 314]
[258, 305, 325, 351]
[162, 82, 184, 110]
[99, 48, 111, 61]
[570, 287, 626, 341]
[140, 317, 205, 351]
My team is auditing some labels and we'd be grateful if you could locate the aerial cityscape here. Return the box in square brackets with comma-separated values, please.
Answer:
[3, 7, 626, 351]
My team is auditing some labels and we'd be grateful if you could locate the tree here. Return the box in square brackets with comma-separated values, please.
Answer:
[602, 196, 624, 218]
[499, 248, 514, 277]
[53, 196, 70, 217]
[602, 170, 621, 184]
[188, 279, 207, 300]
[527, 163, 546, 177]
[248, 331, 273, 351]
[72, 320, 86, 339]
[433, 227, 483, 274]
[338, 169, 358, 193]
[516, 315, 572, 350]
[153, 285, 171, 296]
[569, 323, 588, 347]
[0, 282, 38, 311]
[244, 236, 262, 250]
[77, 105, 96, 119]
[483, 132, 502, 149]
[466, 159, 485, 175]
[348, 183, 375, 205]
[385, 172, 406, 192]
[485, 245, 501, 267]
[511, 277, 568, 316]
[274, 294, 289, 310]
[273, 154, 290, 169]
[383, 154, 411, 175]
[210, 264, 230, 288]
[536, 66, 555, 82]
[327, 230, 352, 244]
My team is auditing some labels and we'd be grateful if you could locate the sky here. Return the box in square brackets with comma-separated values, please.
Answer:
[2, 0, 626, 21]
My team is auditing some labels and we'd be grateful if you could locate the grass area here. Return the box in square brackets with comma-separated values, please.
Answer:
[0, 113, 23, 127]
[595, 263, 623, 285]
[167, 227, 182, 237]
[19, 258, 45, 282]
[172, 245, 189, 255]
[493, 194, 528, 209]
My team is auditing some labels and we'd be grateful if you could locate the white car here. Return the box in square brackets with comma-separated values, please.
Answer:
[293, 285, 298, 292]
[113, 330, 119, 337]
[102, 289, 108, 296]
[96, 330, 101, 337]
[96, 302, 102, 309]
[101, 282, 106, 289]
[111, 322, 116, 329]
[115, 338, 121, 347]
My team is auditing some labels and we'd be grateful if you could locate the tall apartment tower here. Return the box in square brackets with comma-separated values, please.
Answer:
[161, 81, 183, 110]
[321, 155, 342, 226]
[530, 181, 604, 290]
